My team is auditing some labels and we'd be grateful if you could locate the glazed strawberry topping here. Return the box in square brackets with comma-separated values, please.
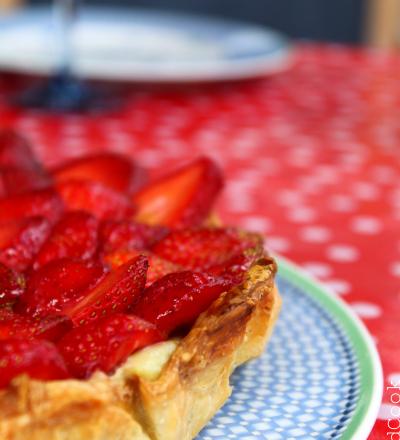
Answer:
[0, 263, 25, 306]
[0, 217, 51, 271]
[104, 249, 183, 287]
[153, 227, 263, 271]
[57, 180, 134, 220]
[0, 311, 71, 342]
[51, 152, 146, 194]
[58, 313, 164, 378]
[0, 189, 64, 224]
[0, 130, 41, 171]
[0, 339, 69, 388]
[34, 211, 99, 269]
[132, 157, 223, 227]
[0, 130, 263, 385]
[19, 259, 105, 317]
[0, 166, 51, 197]
[100, 219, 168, 254]
[64, 256, 147, 326]
[131, 271, 235, 335]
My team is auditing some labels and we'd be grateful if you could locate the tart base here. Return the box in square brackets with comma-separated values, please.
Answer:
[0, 257, 280, 440]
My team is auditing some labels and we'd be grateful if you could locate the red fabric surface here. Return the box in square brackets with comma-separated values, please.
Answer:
[0, 44, 398, 439]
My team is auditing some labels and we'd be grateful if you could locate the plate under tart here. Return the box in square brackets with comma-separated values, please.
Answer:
[197, 257, 382, 440]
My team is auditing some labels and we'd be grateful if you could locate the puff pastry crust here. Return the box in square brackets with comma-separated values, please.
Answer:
[0, 256, 280, 440]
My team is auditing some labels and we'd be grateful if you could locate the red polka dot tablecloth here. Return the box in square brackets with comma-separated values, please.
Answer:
[0, 43, 398, 439]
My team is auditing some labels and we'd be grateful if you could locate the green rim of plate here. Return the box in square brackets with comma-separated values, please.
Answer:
[277, 257, 383, 440]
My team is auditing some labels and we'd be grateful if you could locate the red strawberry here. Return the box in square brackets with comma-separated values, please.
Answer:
[57, 180, 134, 220]
[131, 271, 234, 334]
[103, 249, 182, 287]
[206, 253, 255, 285]
[0, 217, 51, 272]
[58, 313, 164, 379]
[19, 258, 105, 318]
[51, 153, 146, 194]
[0, 130, 40, 171]
[0, 263, 25, 306]
[34, 211, 99, 269]
[0, 166, 52, 197]
[100, 220, 168, 254]
[64, 256, 148, 326]
[0, 188, 64, 224]
[132, 157, 223, 227]
[0, 338, 69, 388]
[153, 228, 263, 270]
[0, 312, 71, 342]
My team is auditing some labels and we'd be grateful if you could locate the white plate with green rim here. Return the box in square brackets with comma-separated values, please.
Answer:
[197, 257, 383, 440]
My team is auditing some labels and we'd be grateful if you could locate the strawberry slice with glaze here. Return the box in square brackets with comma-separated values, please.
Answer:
[0, 338, 69, 388]
[0, 311, 71, 342]
[0, 217, 51, 272]
[153, 227, 263, 270]
[0, 263, 25, 306]
[0, 130, 40, 171]
[132, 157, 223, 227]
[131, 271, 235, 334]
[57, 180, 134, 220]
[100, 219, 168, 254]
[51, 153, 146, 194]
[0, 166, 52, 197]
[103, 249, 183, 287]
[64, 256, 148, 326]
[0, 188, 64, 224]
[58, 313, 164, 379]
[34, 211, 99, 269]
[19, 258, 105, 318]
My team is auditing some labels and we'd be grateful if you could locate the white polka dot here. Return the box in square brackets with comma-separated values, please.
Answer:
[241, 216, 272, 233]
[329, 195, 357, 212]
[378, 403, 400, 420]
[323, 279, 351, 295]
[266, 236, 291, 253]
[302, 262, 333, 278]
[350, 302, 382, 319]
[390, 262, 400, 278]
[389, 373, 400, 387]
[300, 226, 332, 243]
[350, 216, 382, 234]
[277, 190, 304, 206]
[287, 207, 316, 223]
[352, 182, 380, 200]
[326, 245, 359, 263]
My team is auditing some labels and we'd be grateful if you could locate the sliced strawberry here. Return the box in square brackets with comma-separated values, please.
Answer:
[0, 312, 71, 342]
[104, 249, 182, 287]
[0, 166, 52, 197]
[132, 157, 223, 227]
[153, 227, 263, 270]
[0, 263, 25, 306]
[34, 211, 99, 269]
[0, 188, 64, 224]
[100, 219, 168, 254]
[0, 130, 40, 171]
[64, 256, 147, 326]
[0, 338, 69, 388]
[58, 313, 164, 379]
[51, 153, 146, 194]
[131, 271, 234, 334]
[0, 217, 51, 272]
[19, 258, 105, 318]
[57, 180, 134, 220]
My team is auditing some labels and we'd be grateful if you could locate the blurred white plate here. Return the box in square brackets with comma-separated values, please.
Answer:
[0, 7, 293, 82]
